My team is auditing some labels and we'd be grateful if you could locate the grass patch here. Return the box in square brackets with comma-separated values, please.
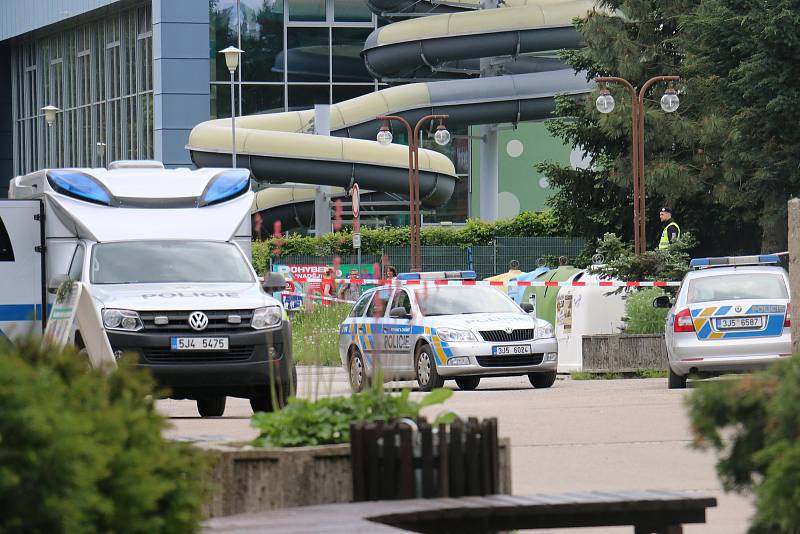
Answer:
[290, 304, 351, 366]
[570, 368, 667, 380]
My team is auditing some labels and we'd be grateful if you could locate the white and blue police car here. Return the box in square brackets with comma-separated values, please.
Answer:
[656, 254, 792, 389]
[338, 271, 558, 391]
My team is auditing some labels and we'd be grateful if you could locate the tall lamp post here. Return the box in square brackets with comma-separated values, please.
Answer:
[219, 46, 244, 167]
[376, 114, 450, 272]
[41, 105, 59, 168]
[595, 75, 680, 255]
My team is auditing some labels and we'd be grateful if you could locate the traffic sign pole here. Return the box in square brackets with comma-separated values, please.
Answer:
[352, 183, 361, 276]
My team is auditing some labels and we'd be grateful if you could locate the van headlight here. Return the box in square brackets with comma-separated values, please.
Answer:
[535, 324, 554, 339]
[436, 328, 477, 342]
[102, 309, 143, 331]
[251, 306, 282, 329]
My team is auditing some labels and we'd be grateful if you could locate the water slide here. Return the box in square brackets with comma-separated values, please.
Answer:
[187, 0, 598, 231]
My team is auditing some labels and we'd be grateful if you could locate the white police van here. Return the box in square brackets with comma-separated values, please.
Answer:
[0, 161, 294, 417]
[339, 270, 558, 391]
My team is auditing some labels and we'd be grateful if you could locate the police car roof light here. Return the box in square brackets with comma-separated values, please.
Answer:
[200, 170, 251, 206]
[397, 270, 477, 281]
[47, 170, 113, 206]
[689, 254, 780, 269]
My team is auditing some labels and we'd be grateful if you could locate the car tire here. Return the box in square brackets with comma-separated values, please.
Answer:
[349, 348, 370, 392]
[668, 366, 687, 389]
[528, 371, 557, 389]
[197, 396, 226, 417]
[455, 376, 481, 391]
[415, 344, 445, 392]
[251, 367, 296, 413]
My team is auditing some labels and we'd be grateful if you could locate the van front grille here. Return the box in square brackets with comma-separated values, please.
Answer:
[141, 346, 254, 363]
[138, 309, 254, 333]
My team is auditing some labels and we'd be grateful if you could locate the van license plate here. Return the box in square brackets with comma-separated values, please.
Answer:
[716, 316, 764, 330]
[171, 337, 229, 351]
[492, 344, 532, 355]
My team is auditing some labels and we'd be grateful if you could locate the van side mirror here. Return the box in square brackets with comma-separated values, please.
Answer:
[262, 273, 286, 293]
[653, 295, 672, 309]
[521, 303, 534, 313]
[389, 306, 411, 319]
[48, 274, 70, 294]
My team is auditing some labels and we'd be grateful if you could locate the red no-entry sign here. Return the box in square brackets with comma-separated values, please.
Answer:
[351, 183, 360, 219]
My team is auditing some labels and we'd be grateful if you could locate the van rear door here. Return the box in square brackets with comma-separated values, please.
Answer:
[0, 200, 45, 340]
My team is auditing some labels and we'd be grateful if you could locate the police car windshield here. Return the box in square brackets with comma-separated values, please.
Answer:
[90, 241, 254, 284]
[414, 287, 521, 316]
[687, 273, 788, 304]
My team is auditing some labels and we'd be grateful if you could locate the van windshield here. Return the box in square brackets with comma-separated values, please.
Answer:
[90, 241, 254, 284]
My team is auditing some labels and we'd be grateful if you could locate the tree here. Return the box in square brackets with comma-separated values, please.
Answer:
[538, 0, 764, 255]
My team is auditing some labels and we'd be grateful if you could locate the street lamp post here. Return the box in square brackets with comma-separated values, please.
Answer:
[41, 105, 59, 168]
[219, 46, 244, 168]
[595, 75, 680, 255]
[376, 114, 450, 272]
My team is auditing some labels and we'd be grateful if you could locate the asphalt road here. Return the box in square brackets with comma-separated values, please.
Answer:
[158, 369, 753, 533]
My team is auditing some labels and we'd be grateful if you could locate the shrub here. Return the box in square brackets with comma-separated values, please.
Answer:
[0, 338, 207, 534]
[688, 358, 800, 533]
[291, 304, 351, 366]
[251, 384, 453, 447]
[623, 288, 669, 334]
[589, 232, 695, 282]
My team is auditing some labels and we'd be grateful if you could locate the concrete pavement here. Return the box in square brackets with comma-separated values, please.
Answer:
[158, 368, 753, 533]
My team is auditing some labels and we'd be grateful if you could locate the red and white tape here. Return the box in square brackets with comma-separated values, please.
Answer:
[300, 278, 681, 288]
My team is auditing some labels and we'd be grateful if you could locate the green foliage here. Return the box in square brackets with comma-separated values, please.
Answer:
[688, 357, 800, 533]
[623, 288, 668, 334]
[589, 232, 694, 281]
[538, 0, 764, 255]
[251, 382, 454, 447]
[570, 369, 667, 380]
[252, 211, 559, 273]
[291, 304, 351, 366]
[0, 338, 207, 534]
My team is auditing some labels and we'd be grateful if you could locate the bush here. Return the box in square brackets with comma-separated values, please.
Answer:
[622, 288, 669, 334]
[688, 358, 800, 533]
[291, 304, 351, 365]
[0, 338, 207, 534]
[588, 232, 695, 282]
[251, 384, 453, 447]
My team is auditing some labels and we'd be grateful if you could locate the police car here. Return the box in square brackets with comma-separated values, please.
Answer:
[338, 271, 558, 392]
[656, 255, 791, 389]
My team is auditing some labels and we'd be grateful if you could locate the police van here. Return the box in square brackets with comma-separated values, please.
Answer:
[0, 161, 294, 417]
[339, 271, 558, 391]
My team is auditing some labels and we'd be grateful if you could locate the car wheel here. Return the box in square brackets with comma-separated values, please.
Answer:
[528, 371, 557, 389]
[251, 369, 296, 413]
[197, 396, 226, 417]
[455, 376, 481, 391]
[349, 348, 370, 392]
[668, 366, 687, 389]
[415, 344, 445, 392]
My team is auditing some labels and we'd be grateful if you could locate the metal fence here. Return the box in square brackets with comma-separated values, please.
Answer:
[270, 237, 585, 278]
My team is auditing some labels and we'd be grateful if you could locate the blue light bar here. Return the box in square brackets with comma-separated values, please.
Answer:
[47, 170, 113, 205]
[690, 255, 780, 269]
[396, 270, 477, 281]
[200, 170, 250, 206]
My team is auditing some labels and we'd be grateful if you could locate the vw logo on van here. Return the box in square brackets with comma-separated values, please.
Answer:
[188, 311, 209, 331]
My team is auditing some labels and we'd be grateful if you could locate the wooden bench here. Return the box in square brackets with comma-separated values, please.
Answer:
[205, 489, 717, 533]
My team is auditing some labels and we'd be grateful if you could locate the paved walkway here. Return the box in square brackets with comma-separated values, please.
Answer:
[158, 369, 753, 533]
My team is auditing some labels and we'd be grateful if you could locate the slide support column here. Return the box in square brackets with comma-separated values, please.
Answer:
[314, 104, 333, 236]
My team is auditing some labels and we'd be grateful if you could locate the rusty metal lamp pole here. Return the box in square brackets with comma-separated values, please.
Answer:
[595, 75, 680, 255]
[377, 114, 450, 271]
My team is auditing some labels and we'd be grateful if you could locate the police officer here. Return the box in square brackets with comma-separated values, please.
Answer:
[658, 207, 681, 249]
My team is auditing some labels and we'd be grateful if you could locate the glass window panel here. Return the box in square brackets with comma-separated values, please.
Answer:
[242, 0, 284, 82]
[334, 0, 372, 22]
[211, 83, 285, 118]
[331, 28, 372, 82]
[332, 84, 374, 104]
[286, 27, 329, 82]
[288, 0, 326, 22]
[288, 84, 329, 110]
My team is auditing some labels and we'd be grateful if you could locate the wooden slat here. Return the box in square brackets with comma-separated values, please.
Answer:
[365, 422, 381, 501]
[486, 417, 498, 494]
[465, 418, 480, 495]
[419, 420, 434, 498]
[479, 419, 491, 496]
[438, 422, 449, 498]
[350, 422, 366, 502]
[381, 422, 397, 500]
[398, 424, 414, 499]
[449, 420, 464, 498]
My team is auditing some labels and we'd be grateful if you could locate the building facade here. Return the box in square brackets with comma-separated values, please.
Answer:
[0, 0, 571, 225]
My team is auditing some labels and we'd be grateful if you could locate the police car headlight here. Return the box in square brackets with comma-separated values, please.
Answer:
[535, 324, 554, 339]
[251, 306, 282, 329]
[437, 328, 477, 342]
[102, 309, 143, 332]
